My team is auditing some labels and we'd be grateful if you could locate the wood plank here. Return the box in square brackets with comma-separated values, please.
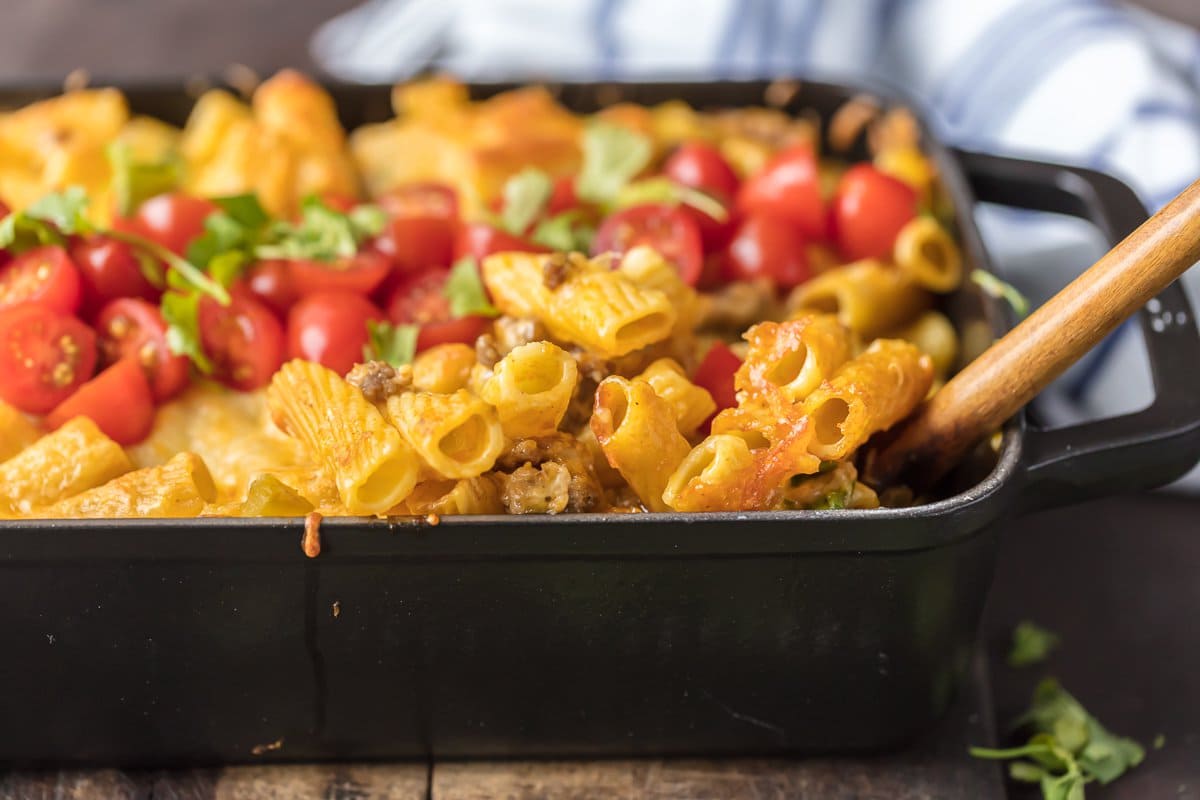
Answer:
[208, 764, 427, 800]
[0, 769, 148, 800]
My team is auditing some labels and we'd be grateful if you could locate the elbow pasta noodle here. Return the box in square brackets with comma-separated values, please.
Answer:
[46, 452, 217, 518]
[0, 418, 132, 514]
[788, 260, 932, 339]
[387, 389, 505, 479]
[636, 359, 716, 436]
[802, 340, 935, 462]
[591, 377, 692, 512]
[479, 341, 579, 438]
[412, 344, 477, 394]
[736, 315, 854, 404]
[0, 400, 40, 463]
[267, 360, 419, 515]
[892, 310, 959, 377]
[892, 216, 963, 292]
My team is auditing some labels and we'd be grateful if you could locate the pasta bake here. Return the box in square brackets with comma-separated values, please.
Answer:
[0, 72, 966, 518]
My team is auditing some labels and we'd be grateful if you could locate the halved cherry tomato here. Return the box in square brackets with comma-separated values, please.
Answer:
[591, 203, 704, 286]
[454, 223, 550, 262]
[0, 303, 97, 414]
[0, 245, 82, 314]
[45, 358, 154, 445]
[70, 235, 159, 314]
[96, 298, 189, 402]
[129, 193, 218, 256]
[287, 250, 391, 297]
[372, 216, 456, 275]
[736, 145, 827, 242]
[318, 192, 358, 214]
[287, 291, 384, 375]
[242, 259, 298, 318]
[831, 164, 918, 261]
[679, 195, 738, 254]
[692, 342, 742, 419]
[377, 183, 459, 222]
[722, 213, 812, 290]
[664, 142, 741, 199]
[198, 290, 285, 391]
[387, 269, 490, 352]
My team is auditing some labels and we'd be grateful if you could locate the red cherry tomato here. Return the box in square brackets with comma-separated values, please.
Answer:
[96, 298, 190, 402]
[372, 216, 456, 275]
[129, 193, 218, 256]
[70, 235, 159, 314]
[45, 357, 154, 445]
[242, 259, 298, 318]
[831, 164, 919, 261]
[0, 245, 82, 314]
[198, 291, 285, 391]
[287, 250, 391, 297]
[546, 176, 580, 216]
[377, 183, 459, 221]
[387, 269, 490, 352]
[454, 223, 550, 262]
[722, 213, 812, 290]
[736, 145, 827, 242]
[679, 196, 738, 254]
[664, 142, 741, 199]
[692, 342, 742, 417]
[287, 291, 384, 375]
[591, 204, 704, 286]
[0, 303, 97, 414]
[318, 192, 358, 214]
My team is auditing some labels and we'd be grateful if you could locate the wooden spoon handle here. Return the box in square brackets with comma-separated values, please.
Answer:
[867, 177, 1200, 489]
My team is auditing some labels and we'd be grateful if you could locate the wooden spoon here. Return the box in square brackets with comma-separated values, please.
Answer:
[865, 178, 1200, 490]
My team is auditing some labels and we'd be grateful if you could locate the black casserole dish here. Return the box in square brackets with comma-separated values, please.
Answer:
[0, 79, 1198, 766]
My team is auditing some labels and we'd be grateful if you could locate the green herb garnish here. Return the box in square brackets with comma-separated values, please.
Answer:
[364, 320, 419, 367]
[443, 256, 499, 318]
[0, 186, 92, 252]
[971, 678, 1145, 799]
[160, 290, 213, 374]
[254, 195, 385, 262]
[498, 168, 553, 236]
[576, 122, 653, 205]
[107, 142, 182, 218]
[531, 209, 594, 252]
[613, 176, 729, 221]
[971, 269, 1030, 317]
[1008, 621, 1060, 668]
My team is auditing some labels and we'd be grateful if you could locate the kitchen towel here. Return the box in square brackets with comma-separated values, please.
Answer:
[312, 0, 1200, 488]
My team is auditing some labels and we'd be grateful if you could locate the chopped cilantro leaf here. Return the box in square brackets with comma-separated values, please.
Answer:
[255, 195, 384, 262]
[499, 168, 553, 235]
[531, 209, 594, 252]
[212, 193, 270, 229]
[811, 490, 848, 510]
[614, 177, 729, 221]
[161, 290, 212, 374]
[443, 256, 499, 318]
[1008, 621, 1060, 668]
[364, 320, 418, 367]
[576, 122, 653, 205]
[0, 187, 93, 253]
[971, 678, 1144, 799]
[971, 269, 1030, 317]
[107, 142, 181, 218]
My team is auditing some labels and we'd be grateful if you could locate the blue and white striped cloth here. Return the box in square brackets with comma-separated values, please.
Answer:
[312, 0, 1200, 489]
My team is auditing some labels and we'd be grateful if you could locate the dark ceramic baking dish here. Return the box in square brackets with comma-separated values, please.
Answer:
[0, 79, 1197, 767]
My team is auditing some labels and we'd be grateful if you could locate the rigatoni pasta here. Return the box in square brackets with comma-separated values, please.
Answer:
[788, 260, 931, 338]
[387, 389, 505, 479]
[0, 418, 131, 514]
[479, 341, 578, 438]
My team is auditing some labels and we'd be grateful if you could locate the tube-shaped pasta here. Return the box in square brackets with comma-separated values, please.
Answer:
[590, 377, 691, 512]
[479, 341, 578, 438]
[412, 343, 478, 394]
[662, 434, 757, 512]
[619, 245, 702, 332]
[547, 272, 676, 358]
[403, 476, 503, 516]
[387, 389, 505, 479]
[482, 252, 676, 358]
[267, 359, 419, 515]
[0, 417, 132, 514]
[736, 315, 854, 403]
[0, 400, 39, 463]
[636, 358, 716, 436]
[45, 452, 216, 518]
[891, 310, 959, 377]
[893, 216, 963, 292]
[787, 260, 931, 339]
[802, 339, 934, 461]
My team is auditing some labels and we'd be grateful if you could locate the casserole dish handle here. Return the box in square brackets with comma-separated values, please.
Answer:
[957, 150, 1200, 512]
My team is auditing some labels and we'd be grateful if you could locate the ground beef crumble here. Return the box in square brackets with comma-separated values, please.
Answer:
[495, 434, 603, 514]
[345, 360, 412, 404]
